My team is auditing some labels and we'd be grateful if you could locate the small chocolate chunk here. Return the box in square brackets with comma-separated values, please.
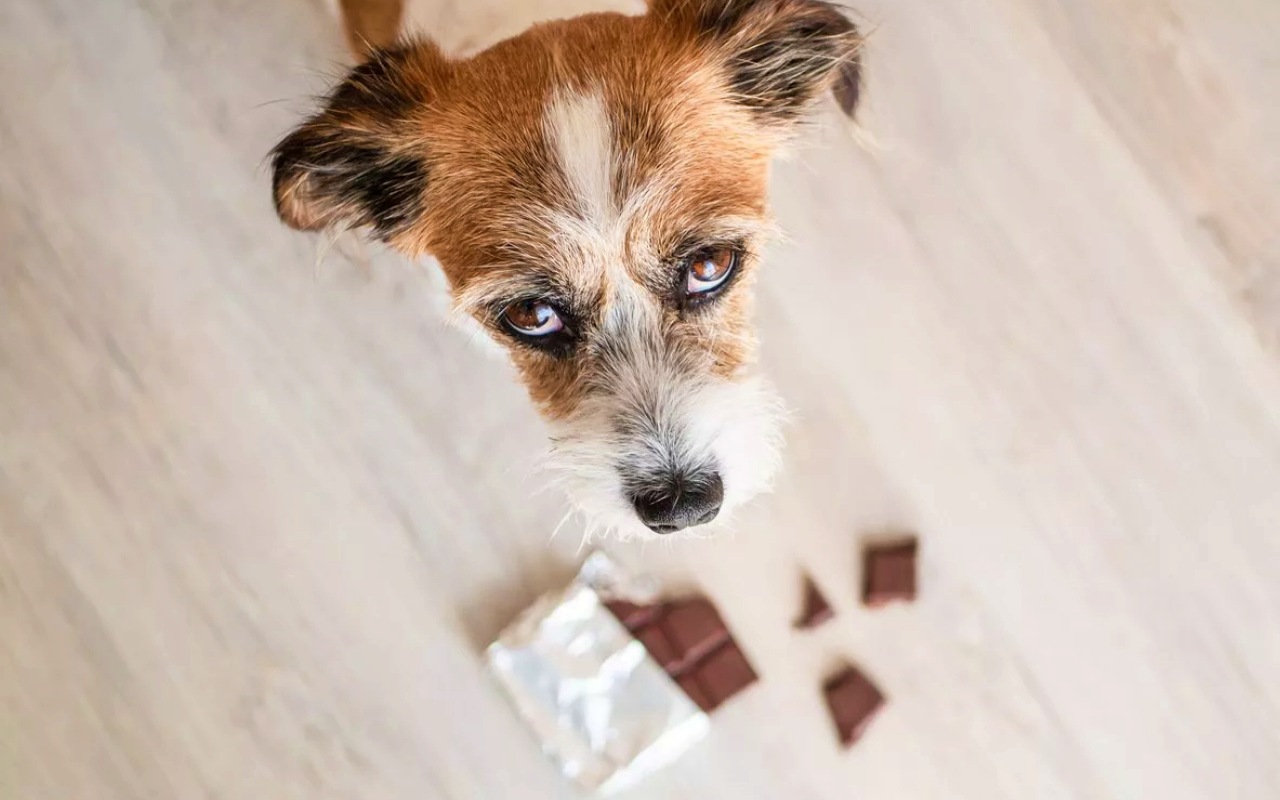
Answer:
[823, 665, 885, 747]
[694, 642, 759, 711]
[794, 576, 834, 629]
[861, 539, 918, 607]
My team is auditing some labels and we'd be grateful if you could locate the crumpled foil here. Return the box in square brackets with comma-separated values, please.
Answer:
[487, 553, 708, 794]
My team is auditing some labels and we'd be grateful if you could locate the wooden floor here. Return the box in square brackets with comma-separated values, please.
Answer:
[3, 0, 1280, 797]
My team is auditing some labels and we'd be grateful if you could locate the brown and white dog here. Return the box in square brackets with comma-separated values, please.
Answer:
[272, 0, 862, 537]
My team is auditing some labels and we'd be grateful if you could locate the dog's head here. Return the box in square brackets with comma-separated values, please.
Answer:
[272, 0, 862, 536]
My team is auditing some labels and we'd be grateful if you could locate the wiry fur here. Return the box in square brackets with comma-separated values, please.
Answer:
[546, 319, 786, 539]
[272, 0, 863, 538]
[653, 0, 862, 121]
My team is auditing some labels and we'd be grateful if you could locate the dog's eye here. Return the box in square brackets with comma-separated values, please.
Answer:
[502, 299, 565, 337]
[686, 247, 737, 295]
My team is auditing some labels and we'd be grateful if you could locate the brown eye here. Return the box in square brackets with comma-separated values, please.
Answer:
[502, 299, 564, 337]
[686, 248, 737, 295]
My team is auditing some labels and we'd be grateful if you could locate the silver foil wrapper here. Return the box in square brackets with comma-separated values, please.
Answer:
[487, 553, 708, 794]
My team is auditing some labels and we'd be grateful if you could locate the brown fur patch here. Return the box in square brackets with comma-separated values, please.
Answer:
[401, 12, 784, 417]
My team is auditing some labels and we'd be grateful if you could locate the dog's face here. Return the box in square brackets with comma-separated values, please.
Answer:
[272, 0, 861, 536]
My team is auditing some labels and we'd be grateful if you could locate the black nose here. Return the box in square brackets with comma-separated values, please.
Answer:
[631, 473, 724, 534]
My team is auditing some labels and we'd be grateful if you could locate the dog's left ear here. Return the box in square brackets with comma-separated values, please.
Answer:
[271, 42, 450, 239]
[652, 0, 863, 121]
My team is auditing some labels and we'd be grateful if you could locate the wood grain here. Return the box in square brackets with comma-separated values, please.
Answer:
[2, 0, 1278, 798]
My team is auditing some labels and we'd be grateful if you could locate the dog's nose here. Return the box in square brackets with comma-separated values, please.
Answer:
[631, 472, 724, 534]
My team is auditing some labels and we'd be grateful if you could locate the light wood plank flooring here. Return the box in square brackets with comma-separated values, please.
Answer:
[2, 0, 1278, 797]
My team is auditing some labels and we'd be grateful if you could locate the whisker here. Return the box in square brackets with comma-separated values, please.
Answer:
[547, 509, 575, 543]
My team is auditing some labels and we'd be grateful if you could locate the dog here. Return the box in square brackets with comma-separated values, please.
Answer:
[271, 0, 863, 537]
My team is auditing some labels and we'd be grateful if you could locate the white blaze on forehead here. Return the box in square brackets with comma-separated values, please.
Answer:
[545, 89, 615, 224]
[542, 87, 651, 312]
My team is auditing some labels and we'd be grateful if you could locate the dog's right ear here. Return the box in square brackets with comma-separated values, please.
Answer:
[271, 42, 450, 239]
[650, 0, 863, 122]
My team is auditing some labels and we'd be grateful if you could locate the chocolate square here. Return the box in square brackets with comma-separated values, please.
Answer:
[694, 642, 759, 711]
[861, 539, 918, 607]
[823, 665, 885, 747]
[663, 598, 730, 662]
[634, 623, 680, 669]
[675, 674, 712, 713]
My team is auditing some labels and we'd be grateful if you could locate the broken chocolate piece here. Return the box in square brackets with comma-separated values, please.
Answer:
[794, 576, 834, 629]
[605, 595, 758, 712]
[861, 539, 918, 607]
[823, 664, 885, 747]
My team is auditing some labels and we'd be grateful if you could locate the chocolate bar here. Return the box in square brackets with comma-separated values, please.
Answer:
[823, 664, 885, 747]
[486, 554, 710, 793]
[607, 597, 758, 712]
[861, 539, 918, 606]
